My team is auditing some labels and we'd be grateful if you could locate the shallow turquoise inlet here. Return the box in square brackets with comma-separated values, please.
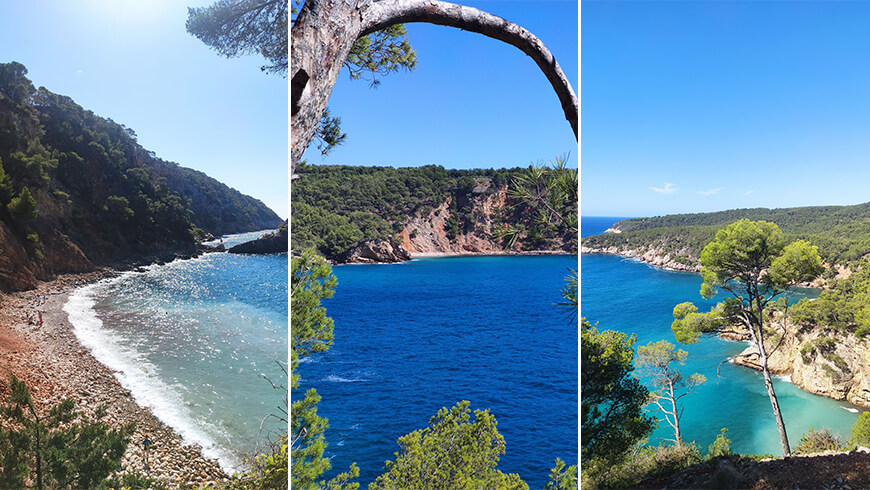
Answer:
[582, 217, 864, 456]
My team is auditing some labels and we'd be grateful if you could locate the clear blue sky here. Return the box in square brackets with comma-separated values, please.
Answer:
[0, 0, 288, 219]
[583, 0, 870, 218]
[300, 0, 579, 170]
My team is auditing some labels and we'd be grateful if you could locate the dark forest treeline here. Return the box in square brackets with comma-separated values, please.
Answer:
[584, 203, 870, 275]
[0, 62, 281, 290]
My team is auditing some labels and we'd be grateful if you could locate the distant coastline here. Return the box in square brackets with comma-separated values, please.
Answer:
[330, 249, 578, 265]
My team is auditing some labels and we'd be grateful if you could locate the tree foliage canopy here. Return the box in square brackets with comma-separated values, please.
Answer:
[849, 411, 870, 448]
[186, 0, 289, 75]
[501, 157, 578, 250]
[290, 250, 359, 490]
[8, 186, 38, 227]
[791, 259, 870, 338]
[698, 220, 822, 301]
[0, 375, 134, 489]
[581, 320, 655, 465]
[369, 401, 528, 490]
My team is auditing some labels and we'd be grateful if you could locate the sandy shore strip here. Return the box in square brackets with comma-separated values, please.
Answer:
[410, 250, 576, 258]
[0, 271, 229, 488]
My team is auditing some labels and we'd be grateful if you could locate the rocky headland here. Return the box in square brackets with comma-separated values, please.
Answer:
[337, 239, 412, 263]
[581, 242, 700, 272]
[229, 222, 288, 254]
[0, 63, 282, 293]
[729, 317, 870, 408]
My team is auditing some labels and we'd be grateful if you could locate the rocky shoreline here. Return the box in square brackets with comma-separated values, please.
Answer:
[728, 320, 870, 409]
[581, 244, 700, 272]
[0, 271, 229, 488]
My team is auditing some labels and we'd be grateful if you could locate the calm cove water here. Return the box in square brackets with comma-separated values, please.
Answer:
[297, 255, 579, 487]
[63, 230, 287, 473]
[581, 217, 865, 456]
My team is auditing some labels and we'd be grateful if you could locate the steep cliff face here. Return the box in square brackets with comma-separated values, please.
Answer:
[730, 319, 870, 408]
[400, 189, 507, 255]
[399, 187, 575, 257]
[0, 221, 39, 291]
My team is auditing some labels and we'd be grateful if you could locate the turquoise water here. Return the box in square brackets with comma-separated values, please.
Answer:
[297, 255, 579, 487]
[64, 230, 287, 473]
[582, 217, 864, 456]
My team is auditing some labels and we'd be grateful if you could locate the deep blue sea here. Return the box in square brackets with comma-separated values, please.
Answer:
[582, 217, 865, 456]
[296, 255, 579, 486]
[64, 230, 287, 473]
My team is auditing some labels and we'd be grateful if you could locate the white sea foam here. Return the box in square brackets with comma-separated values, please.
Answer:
[323, 374, 365, 383]
[774, 374, 793, 383]
[64, 281, 241, 474]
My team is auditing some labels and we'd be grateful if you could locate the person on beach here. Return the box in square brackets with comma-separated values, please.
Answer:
[142, 434, 154, 465]
[38, 311, 42, 327]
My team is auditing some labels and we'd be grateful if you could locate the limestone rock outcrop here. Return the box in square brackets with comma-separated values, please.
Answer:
[580, 243, 701, 272]
[337, 239, 412, 264]
[729, 319, 870, 408]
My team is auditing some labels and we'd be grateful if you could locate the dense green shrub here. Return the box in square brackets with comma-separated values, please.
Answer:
[849, 412, 870, 447]
[370, 401, 528, 489]
[0, 62, 280, 257]
[225, 435, 289, 490]
[795, 428, 843, 454]
[582, 443, 702, 489]
[7, 186, 38, 226]
[706, 428, 732, 459]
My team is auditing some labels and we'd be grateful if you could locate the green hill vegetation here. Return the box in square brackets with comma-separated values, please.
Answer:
[791, 258, 870, 338]
[583, 203, 870, 275]
[292, 163, 577, 259]
[0, 61, 281, 289]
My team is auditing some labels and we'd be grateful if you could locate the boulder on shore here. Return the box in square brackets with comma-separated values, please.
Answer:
[337, 240, 412, 264]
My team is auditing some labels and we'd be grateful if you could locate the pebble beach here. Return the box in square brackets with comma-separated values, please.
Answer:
[0, 270, 229, 488]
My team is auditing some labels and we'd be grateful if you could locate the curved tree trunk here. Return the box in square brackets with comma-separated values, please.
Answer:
[291, 0, 578, 176]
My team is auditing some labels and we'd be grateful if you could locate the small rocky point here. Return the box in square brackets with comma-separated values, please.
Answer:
[229, 224, 288, 254]
[338, 239, 412, 263]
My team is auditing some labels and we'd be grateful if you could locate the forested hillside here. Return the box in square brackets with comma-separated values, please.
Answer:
[583, 204, 870, 276]
[292, 163, 577, 261]
[0, 62, 281, 290]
